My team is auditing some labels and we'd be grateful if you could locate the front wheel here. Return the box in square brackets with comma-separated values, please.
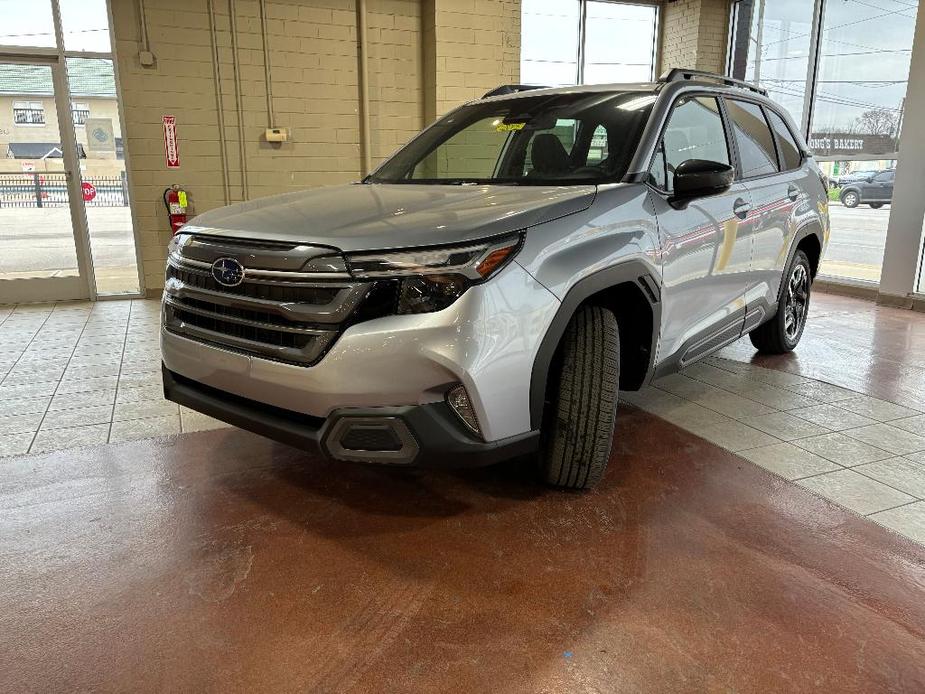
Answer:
[539, 306, 620, 490]
[842, 190, 860, 208]
[749, 250, 812, 354]
[869, 202, 884, 209]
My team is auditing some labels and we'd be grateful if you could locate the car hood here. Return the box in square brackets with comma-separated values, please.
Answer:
[182, 183, 597, 252]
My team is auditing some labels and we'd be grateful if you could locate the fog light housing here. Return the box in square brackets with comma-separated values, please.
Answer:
[447, 384, 481, 437]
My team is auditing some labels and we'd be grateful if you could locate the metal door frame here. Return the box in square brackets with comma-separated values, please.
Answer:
[0, 0, 145, 303]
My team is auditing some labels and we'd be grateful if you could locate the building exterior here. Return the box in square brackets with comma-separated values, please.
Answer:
[0, 59, 122, 176]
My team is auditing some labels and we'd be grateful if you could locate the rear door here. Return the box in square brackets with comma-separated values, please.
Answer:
[648, 95, 752, 369]
[724, 99, 811, 328]
[867, 170, 894, 202]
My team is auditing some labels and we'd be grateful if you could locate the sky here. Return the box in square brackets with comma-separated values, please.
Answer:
[0, 0, 111, 52]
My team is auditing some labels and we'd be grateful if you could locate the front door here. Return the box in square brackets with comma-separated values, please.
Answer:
[649, 95, 752, 367]
[0, 58, 92, 303]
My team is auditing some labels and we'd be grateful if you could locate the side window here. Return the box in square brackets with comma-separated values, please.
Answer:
[651, 96, 730, 192]
[766, 110, 802, 171]
[873, 171, 893, 183]
[726, 99, 779, 178]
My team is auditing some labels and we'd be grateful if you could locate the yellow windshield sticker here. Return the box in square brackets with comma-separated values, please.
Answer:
[495, 122, 525, 132]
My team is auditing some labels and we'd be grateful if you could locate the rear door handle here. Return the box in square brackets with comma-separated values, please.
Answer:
[787, 184, 800, 201]
[733, 198, 750, 219]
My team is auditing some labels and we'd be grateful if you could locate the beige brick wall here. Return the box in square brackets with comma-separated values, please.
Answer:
[111, 0, 519, 293]
[429, 0, 520, 119]
[660, 0, 731, 75]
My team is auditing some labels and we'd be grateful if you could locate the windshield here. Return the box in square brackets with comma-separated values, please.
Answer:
[368, 91, 657, 186]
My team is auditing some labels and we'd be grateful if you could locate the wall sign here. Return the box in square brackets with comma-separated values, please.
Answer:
[86, 118, 115, 153]
[163, 115, 180, 169]
[808, 132, 897, 159]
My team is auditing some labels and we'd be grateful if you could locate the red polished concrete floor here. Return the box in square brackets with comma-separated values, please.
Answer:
[719, 291, 925, 411]
[2, 292, 925, 691]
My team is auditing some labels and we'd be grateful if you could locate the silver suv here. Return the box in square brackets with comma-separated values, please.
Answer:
[161, 69, 827, 489]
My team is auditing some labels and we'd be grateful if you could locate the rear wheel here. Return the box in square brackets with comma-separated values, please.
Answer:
[749, 250, 812, 354]
[539, 306, 619, 490]
[842, 190, 860, 208]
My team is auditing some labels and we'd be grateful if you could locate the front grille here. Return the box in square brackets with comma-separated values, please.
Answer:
[163, 236, 376, 366]
[170, 306, 317, 350]
[167, 265, 340, 304]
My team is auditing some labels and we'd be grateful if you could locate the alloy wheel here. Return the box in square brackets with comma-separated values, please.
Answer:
[784, 264, 809, 341]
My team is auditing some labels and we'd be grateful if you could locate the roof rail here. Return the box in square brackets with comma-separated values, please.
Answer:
[658, 68, 767, 96]
[482, 84, 547, 99]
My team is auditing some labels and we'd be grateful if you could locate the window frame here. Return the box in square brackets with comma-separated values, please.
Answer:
[763, 106, 805, 173]
[722, 96, 782, 182]
[12, 100, 46, 126]
[645, 91, 736, 195]
[71, 101, 90, 126]
[521, 0, 660, 86]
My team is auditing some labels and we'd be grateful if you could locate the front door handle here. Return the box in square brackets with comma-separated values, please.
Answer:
[733, 198, 750, 219]
[787, 184, 800, 201]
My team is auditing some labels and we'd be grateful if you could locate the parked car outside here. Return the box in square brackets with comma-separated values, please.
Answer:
[840, 169, 895, 208]
[835, 169, 879, 188]
[161, 70, 828, 489]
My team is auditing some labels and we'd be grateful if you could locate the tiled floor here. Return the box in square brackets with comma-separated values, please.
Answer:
[0, 299, 228, 458]
[622, 356, 925, 544]
[3, 296, 925, 545]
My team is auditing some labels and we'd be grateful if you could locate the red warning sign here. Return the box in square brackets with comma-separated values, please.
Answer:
[163, 115, 180, 169]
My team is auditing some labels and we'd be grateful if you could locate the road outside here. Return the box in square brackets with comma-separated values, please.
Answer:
[0, 207, 139, 294]
[0, 200, 892, 295]
[821, 203, 890, 283]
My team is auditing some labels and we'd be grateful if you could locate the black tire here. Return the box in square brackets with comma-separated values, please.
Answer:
[749, 250, 812, 354]
[869, 202, 884, 209]
[539, 306, 619, 490]
[841, 190, 860, 208]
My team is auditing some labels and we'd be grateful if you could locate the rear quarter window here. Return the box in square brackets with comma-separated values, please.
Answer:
[726, 99, 779, 178]
[766, 109, 802, 171]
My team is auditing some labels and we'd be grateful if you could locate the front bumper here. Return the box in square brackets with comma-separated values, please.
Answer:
[160, 261, 560, 442]
[163, 365, 539, 467]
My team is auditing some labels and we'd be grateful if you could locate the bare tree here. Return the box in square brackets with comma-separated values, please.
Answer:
[853, 108, 899, 136]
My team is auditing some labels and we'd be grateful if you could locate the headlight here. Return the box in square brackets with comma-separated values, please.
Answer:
[345, 234, 522, 314]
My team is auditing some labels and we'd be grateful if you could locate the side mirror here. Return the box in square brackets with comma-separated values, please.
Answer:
[671, 159, 734, 202]
[865, 176, 874, 183]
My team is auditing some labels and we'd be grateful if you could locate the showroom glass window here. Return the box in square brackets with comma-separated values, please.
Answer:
[728, 0, 920, 285]
[521, 0, 659, 86]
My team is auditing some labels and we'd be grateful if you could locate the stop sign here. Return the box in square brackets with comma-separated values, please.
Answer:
[81, 181, 96, 202]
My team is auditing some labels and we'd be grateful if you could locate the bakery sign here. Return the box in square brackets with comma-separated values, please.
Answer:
[808, 132, 897, 158]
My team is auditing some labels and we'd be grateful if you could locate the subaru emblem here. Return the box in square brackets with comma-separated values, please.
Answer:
[211, 257, 245, 287]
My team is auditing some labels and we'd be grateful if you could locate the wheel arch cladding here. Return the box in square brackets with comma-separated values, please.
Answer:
[796, 232, 822, 279]
[529, 262, 660, 429]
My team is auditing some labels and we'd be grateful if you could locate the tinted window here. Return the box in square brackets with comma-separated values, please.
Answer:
[873, 171, 894, 182]
[766, 110, 801, 171]
[727, 100, 778, 178]
[652, 96, 730, 192]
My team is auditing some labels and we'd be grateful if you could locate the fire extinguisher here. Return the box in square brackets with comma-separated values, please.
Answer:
[163, 183, 189, 234]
